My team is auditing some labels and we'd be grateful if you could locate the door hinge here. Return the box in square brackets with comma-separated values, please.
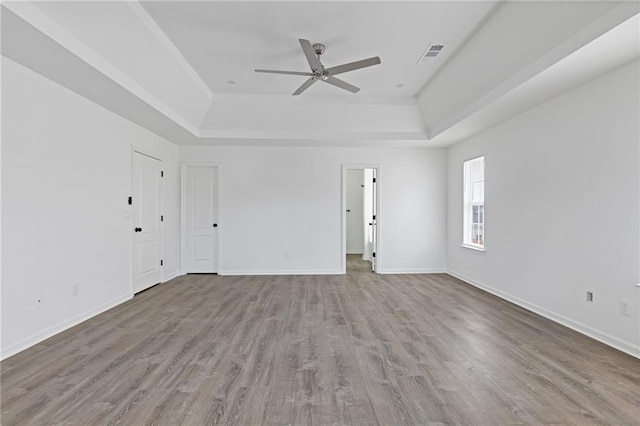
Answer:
[373, 215, 376, 220]
[161, 215, 164, 222]
[161, 171, 164, 177]
[372, 252, 376, 258]
[160, 259, 163, 266]
[128, 196, 132, 205]
[373, 177, 376, 183]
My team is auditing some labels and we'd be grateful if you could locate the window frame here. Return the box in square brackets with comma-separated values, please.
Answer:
[462, 156, 485, 251]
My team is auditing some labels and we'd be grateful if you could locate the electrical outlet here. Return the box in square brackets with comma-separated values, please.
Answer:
[35, 295, 44, 309]
[619, 299, 630, 316]
[73, 283, 80, 296]
[586, 291, 594, 302]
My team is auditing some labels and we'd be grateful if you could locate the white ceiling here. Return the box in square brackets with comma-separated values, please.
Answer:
[431, 12, 640, 145]
[141, 1, 498, 97]
[2, 1, 639, 147]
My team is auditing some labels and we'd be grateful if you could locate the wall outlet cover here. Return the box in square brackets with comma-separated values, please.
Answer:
[619, 299, 630, 316]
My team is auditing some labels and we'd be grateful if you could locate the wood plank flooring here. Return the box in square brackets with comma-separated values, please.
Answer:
[2, 255, 639, 425]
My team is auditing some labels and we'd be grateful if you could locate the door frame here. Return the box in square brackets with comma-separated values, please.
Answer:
[341, 164, 380, 274]
[131, 149, 164, 293]
[180, 162, 222, 275]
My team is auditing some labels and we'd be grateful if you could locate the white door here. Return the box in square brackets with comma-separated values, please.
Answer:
[370, 168, 377, 272]
[132, 151, 162, 293]
[363, 169, 373, 262]
[183, 165, 219, 273]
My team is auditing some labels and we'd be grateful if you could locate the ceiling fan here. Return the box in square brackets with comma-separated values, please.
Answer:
[255, 39, 381, 95]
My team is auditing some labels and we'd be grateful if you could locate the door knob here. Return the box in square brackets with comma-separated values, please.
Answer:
[346, 209, 351, 212]
[135, 227, 142, 232]
[213, 223, 218, 228]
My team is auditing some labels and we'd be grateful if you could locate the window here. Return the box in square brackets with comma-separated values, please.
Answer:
[463, 156, 484, 249]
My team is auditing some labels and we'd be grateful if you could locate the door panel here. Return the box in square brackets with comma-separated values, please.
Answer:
[194, 236, 214, 260]
[371, 168, 377, 272]
[139, 241, 159, 274]
[140, 167, 158, 233]
[132, 151, 162, 293]
[194, 175, 214, 229]
[183, 165, 219, 273]
[363, 169, 374, 262]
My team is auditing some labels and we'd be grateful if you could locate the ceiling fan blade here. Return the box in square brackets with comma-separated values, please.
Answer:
[299, 39, 323, 73]
[293, 78, 317, 95]
[325, 56, 381, 76]
[323, 76, 360, 93]
[255, 69, 313, 76]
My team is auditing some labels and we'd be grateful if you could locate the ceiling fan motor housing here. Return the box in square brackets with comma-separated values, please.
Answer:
[312, 43, 326, 56]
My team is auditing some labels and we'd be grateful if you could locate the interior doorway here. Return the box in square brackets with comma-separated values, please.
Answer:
[342, 165, 379, 274]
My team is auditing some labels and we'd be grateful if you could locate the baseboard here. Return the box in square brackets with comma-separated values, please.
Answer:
[378, 268, 447, 274]
[0, 292, 133, 361]
[221, 268, 447, 276]
[447, 270, 640, 359]
[346, 250, 364, 255]
[162, 270, 180, 282]
[220, 269, 343, 276]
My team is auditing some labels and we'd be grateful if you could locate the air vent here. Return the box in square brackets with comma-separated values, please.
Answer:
[418, 44, 444, 63]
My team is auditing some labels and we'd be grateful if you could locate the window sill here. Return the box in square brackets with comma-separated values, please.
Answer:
[461, 244, 485, 253]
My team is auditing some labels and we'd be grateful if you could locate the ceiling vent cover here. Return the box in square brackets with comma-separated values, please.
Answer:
[418, 44, 444, 63]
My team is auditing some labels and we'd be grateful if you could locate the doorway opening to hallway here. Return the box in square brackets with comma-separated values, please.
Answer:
[342, 165, 379, 274]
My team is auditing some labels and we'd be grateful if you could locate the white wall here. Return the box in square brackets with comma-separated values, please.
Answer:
[447, 59, 640, 357]
[1, 58, 180, 359]
[179, 146, 447, 275]
[200, 96, 427, 143]
[346, 169, 364, 254]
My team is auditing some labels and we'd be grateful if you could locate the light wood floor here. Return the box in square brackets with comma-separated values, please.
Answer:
[2, 255, 639, 425]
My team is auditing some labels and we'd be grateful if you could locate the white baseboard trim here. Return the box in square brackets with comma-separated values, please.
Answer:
[162, 270, 180, 282]
[220, 269, 343, 276]
[447, 270, 640, 359]
[0, 292, 133, 361]
[346, 250, 364, 255]
[378, 268, 447, 275]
